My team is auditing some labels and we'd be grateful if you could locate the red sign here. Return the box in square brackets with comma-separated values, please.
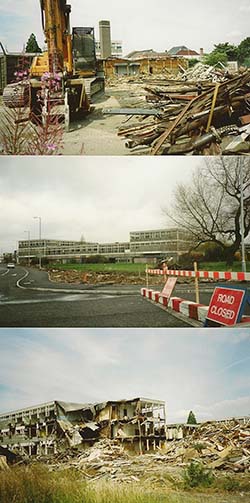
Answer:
[161, 277, 177, 302]
[206, 287, 246, 326]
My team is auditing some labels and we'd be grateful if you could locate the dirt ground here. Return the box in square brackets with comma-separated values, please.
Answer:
[0, 80, 148, 156]
[62, 82, 148, 155]
[62, 91, 127, 155]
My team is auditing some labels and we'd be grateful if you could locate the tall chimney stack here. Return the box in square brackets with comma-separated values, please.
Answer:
[200, 47, 204, 57]
[99, 20, 112, 59]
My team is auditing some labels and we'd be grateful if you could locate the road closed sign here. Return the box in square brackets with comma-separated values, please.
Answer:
[161, 277, 177, 302]
[205, 286, 248, 326]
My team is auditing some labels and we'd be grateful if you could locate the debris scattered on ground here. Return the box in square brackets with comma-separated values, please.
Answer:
[104, 67, 250, 155]
[24, 419, 250, 481]
[47, 268, 241, 286]
[48, 269, 147, 285]
[159, 419, 250, 472]
[180, 62, 230, 82]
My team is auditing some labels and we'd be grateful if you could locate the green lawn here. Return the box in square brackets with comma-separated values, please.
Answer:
[198, 261, 250, 272]
[48, 261, 250, 274]
[48, 262, 148, 273]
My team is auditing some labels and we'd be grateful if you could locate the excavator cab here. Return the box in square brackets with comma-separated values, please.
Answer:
[72, 27, 97, 76]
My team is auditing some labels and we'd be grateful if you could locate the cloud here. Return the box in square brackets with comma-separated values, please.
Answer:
[194, 396, 250, 421]
[240, 4, 250, 12]
[175, 395, 250, 421]
[226, 30, 242, 39]
[0, 0, 249, 55]
[0, 157, 198, 252]
[216, 355, 250, 374]
[0, 0, 36, 17]
[1, 329, 250, 423]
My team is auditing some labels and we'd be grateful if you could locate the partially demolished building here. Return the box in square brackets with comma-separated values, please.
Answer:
[0, 398, 166, 456]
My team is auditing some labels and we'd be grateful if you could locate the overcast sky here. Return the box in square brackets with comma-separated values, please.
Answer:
[0, 0, 249, 55]
[0, 156, 200, 253]
[0, 328, 250, 423]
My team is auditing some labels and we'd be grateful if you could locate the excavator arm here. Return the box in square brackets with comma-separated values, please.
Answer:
[3, 0, 104, 124]
[31, 0, 73, 75]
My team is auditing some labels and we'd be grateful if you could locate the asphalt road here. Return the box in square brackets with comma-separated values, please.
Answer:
[0, 265, 191, 328]
[0, 265, 249, 328]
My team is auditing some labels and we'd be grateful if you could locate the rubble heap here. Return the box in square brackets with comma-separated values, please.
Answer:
[161, 419, 250, 472]
[36, 420, 250, 480]
[48, 269, 146, 285]
[115, 68, 250, 155]
[180, 62, 229, 82]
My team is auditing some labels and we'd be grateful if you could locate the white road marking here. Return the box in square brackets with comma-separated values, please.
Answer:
[16, 269, 29, 289]
[1, 270, 9, 277]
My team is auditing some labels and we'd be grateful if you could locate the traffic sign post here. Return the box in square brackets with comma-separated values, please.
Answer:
[161, 277, 177, 304]
[204, 286, 250, 327]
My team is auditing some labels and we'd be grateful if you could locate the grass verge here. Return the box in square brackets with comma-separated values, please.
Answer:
[0, 465, 250, 503]
[48, 261, 250, 274]
[48, 262, 147, 274]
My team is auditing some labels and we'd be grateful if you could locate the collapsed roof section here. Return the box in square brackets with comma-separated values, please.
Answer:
[0, 398, 167, 456]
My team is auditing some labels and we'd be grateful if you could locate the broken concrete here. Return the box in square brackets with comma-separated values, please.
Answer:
[0, 398, 166, 457]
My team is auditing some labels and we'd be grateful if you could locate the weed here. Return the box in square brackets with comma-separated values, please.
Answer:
[0, 465, 248, 503]
[193, 443, 207, 454]
[183, 461, 214, 488]
[221, 476, 240, 492]
[0, 71, 64, 156]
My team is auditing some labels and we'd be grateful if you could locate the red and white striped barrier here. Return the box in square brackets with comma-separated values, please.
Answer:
[141, 288, 250, 325]
[141, 287, 208, 322]
[147, 269, 250, 281]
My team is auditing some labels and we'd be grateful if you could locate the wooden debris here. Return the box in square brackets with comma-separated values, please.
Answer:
[114, 68, 250, 155]
[48, 269, 146, 285]
[23, 419, 250, 481]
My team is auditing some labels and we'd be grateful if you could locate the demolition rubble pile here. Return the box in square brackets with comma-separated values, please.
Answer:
[48, 268, 226, 287]
[114, 67, 250, 155]
[179, 62, 229, 82]
[48, 268, 214, 286]
[48, 269, 146, 285]
[163, 419, 250, 472]
[35, 439, 183, 485]
[33, 420, 250, 480]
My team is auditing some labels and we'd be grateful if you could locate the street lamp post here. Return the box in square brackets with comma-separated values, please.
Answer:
[24, 230, 31, 267]
[240, 167, 247, 274]
[33, 216, 42, 269]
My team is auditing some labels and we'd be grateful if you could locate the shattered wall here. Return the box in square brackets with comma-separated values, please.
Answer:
[103, 56, 188, 79]
[0, 398, 167, 457]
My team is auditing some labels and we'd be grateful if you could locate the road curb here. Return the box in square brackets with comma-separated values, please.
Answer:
[16, 271, 137, 296]
[141, 288, 250, 326]
[141, 287, 208, 323]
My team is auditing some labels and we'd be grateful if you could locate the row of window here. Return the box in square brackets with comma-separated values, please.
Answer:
[19, 241, 86, 248]
[130, 242, 191, 251]
[130, 232, 191, 241]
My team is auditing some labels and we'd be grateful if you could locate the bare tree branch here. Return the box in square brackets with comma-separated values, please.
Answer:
[164, 157, 250, 264]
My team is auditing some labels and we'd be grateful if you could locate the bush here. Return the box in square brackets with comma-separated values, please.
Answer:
[82, 255, 109, 264]
[222, 476, 240, 492]
[202, 243, 224, 262]
[188, 58, 200, 68]
[184, 462, 214, 488]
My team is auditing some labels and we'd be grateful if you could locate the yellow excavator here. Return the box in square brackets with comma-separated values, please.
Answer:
[3, 0, 104, 129]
